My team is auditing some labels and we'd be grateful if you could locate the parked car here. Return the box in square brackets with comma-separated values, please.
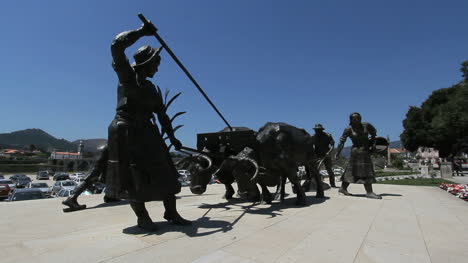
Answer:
[53, 172, 70, 181]
[0, 174, 4, 179]
[0, 179, 16, 190]
[73, 178, 85, 184]
[0, 184, 11, 199]
[15, 177, 32, 188]
[333, 167, 344, 175]
[56, 188, 92, 198]
[27, 182, 52, 197]
[178, 170, 191, 178]
[52, 180, 77, 195]
[88, 183, 106, 194]
[70, 172, 86, 180]
[7, 188, 45, 202]
[10, 174, 30, 183]
[36, 171, 50, 180]
[297, 166, 306, 179]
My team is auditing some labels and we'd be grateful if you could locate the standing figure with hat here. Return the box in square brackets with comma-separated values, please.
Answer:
[310, 124, 336, 188]
[334, 112, 381, 199]
[106, 21, 191, 231]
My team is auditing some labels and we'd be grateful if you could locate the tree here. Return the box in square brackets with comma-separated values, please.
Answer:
[461, 61, 468, 82]
[29, 144, 37, 151]
[392, 155, 405, 170]
[401, 61, 468, 157]
[401, 106, 431, 152]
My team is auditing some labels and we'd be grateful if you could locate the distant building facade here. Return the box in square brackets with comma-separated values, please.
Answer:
[49, 141, 83, 160]
[0, 149, 23, 157]
[50, 151, 82, 160]
[389, 148, 409, 157]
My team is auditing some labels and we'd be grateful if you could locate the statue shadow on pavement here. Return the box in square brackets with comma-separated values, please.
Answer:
[86, 200, 130, 210]
[122, 196, 329, 237]
[197, 195, 330, 218]
[347, 193, 403, 198]
[122, 216, 236, 237]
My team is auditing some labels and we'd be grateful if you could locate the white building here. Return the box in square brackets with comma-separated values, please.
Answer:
[50, 151, 82, 160]
[49, 141, 83, 160]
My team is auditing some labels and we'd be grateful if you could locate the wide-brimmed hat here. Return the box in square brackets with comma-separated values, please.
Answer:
[132, 45, 163, 67]
[313, 124, 324, 130]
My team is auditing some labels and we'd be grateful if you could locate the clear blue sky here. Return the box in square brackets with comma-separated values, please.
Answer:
[1, 0, 467, 147]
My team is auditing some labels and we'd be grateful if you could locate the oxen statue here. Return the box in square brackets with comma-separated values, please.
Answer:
[178, 123, 324, 205]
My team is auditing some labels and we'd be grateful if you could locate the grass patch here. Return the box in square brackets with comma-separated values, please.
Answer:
[375, 170, 417, 177]
[376, 178, 454, 187]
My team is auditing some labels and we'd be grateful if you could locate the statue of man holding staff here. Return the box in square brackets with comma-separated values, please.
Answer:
[106, 20, 191, 231]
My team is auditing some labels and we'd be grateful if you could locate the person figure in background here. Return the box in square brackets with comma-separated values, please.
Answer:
[335, 112, 381, 199]
[310, 124, 336, 187]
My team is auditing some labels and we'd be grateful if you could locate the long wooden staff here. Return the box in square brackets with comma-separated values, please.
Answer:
[138, 13, 233, 131]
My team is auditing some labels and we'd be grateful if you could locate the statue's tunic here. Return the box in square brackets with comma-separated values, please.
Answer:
[105, 51, 181, 202]
[310, 132, 334, 158]
[339, 122, 377, 184]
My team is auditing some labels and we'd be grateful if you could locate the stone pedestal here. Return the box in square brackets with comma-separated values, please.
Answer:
[440, 162, 453, 178]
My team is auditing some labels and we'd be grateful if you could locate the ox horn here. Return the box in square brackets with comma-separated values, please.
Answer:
[231, 156, 261, 183]
[197, 154, 213, 170]
[175, 156, 192, 168]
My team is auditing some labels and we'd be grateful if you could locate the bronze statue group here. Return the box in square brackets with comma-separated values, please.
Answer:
[62, 18, 385, 231]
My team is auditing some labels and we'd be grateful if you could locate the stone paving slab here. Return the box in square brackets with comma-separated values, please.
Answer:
[0, 182, 467, 263]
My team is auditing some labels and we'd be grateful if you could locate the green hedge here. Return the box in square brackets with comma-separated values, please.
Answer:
[376, 178, 454, 186]
[374, 170, 417, 177]
[0, 159, 48, 165]
[0, 164, 50, 173]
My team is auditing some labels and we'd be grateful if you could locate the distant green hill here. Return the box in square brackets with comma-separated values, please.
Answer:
[0, 128, 76, 151]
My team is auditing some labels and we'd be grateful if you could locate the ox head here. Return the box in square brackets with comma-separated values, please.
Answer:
[176, 154, 214, 195]
[213, 147, 263, 197]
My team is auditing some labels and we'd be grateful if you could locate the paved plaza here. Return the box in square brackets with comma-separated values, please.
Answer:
[1, 182, 467, 263]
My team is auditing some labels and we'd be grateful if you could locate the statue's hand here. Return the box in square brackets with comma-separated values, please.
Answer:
[141, 20, 157, 36]
[171, 138, 182, 151]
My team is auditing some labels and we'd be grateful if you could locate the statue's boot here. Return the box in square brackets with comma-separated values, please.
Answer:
[130, 201, 158, 231]
[103, 195, 121, 203]
[295, 191, 307, 206]
[338, 182, 352, 196]
[364, 184, 382, 199]
[163, 195, 192, 225]
[222, 184, 235, 200]
[62, 180, 91, 212]
[292, 181, 307, 205]
[329, 175, 336, 188]
[62, 199, 86, 212]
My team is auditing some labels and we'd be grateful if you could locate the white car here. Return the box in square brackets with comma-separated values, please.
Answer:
[74, 178, 85, 184]
[56, 188, 92, 198]
[52, 180, 77, 195]
[319, 170, 329, 176]
[297, 166, 306, 178]
[333, 168, 344, 174]
[178, 170, 191, 180]
[70, 173, 86, 180]
[27, 182, 52, 197]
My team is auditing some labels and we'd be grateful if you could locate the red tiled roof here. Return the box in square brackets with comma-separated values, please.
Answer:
[55, 152, 80, 155]
[389, 148, 407, 154]
[3, 150, 20, 154]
